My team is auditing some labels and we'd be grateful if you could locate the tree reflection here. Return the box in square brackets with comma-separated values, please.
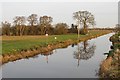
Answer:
[41, 50, 56, 63]
[73, 40, 96, 67]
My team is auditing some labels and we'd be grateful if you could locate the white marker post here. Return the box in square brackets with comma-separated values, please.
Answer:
[46, 34, 48, 36]
[54, 37, 57, 40]
[45, 34, 48, 45]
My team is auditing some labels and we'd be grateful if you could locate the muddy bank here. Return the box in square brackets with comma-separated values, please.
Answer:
[99, 33, 120, 79]
[1, 32, 112, 64]
[99, 49, 120, 79]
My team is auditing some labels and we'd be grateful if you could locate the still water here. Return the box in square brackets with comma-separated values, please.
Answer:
[2, 33, 114, 78]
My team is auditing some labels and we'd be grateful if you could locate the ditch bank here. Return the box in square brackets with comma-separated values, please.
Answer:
[1, 32, 112, 64]
[99, 33, 120, 79]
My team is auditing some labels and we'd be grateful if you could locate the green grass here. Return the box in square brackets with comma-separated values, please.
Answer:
[2, 34, 78, 54]
[1, 30, 111, 55]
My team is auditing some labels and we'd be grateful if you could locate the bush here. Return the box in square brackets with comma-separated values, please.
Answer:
[54, 23, 69, 35]
[80, 28, 88, 35]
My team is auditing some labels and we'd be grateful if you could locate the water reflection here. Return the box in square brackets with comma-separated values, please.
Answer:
[71, 43, 78, 47]
[2, 33, 114, 78]
[73, 40, 96, 67]
[40, 50, 56, 63]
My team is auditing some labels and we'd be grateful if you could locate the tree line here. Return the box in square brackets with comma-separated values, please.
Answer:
[1, 14, 70, 36]
[1, 11, 96, 36]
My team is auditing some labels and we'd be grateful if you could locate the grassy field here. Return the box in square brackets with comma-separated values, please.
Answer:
[1, 30, 112, 55]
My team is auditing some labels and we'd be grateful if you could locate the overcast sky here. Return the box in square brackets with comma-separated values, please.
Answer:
[1, 2, 118, 28]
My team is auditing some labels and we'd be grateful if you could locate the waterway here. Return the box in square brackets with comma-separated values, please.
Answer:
[2, 33, 114, 78]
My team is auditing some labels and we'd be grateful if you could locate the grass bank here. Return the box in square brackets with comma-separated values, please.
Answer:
[1, 30, 112, 64]
[99, 32, 120, 79]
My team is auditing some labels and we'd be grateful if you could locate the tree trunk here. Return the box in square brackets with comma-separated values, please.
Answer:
[83, 22, 87, 34]
[19, 26, 23, 36]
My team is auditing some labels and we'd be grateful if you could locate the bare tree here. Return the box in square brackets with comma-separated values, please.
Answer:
[13, 16, 26, 36]
[27, 14, 38, 26]
[1, 21, 11, 35]
[39, 16, 53, 35]
[73, 11, 95, 34]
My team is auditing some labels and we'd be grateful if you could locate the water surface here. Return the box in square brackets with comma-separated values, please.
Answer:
[2, 33, 113, 78]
